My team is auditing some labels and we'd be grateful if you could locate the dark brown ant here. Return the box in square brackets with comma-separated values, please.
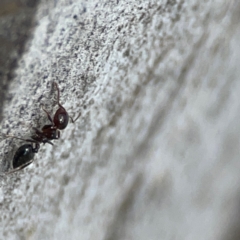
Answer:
[1, 82, 80, 174]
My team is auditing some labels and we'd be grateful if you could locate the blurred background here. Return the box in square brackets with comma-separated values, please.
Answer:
[0, 1, 240, 240]
[0, 0, 40, 119]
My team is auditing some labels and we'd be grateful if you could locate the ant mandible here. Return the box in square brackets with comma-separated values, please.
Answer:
[1, 82, 80, 174]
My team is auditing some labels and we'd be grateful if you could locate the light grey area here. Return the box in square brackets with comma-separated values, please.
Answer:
[0, 0, 240, 239]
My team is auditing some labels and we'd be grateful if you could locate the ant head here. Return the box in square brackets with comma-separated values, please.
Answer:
[53, 82, 70, 130]
[53, 106, 69, 130]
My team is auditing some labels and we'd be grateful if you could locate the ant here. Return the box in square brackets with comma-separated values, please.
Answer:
[1, 82, 80, 174]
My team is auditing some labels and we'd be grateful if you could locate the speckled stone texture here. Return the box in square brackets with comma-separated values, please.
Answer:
[0, 0, 240, 239]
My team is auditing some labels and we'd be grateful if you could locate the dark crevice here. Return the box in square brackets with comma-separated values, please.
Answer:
[0, 0, 41, 121]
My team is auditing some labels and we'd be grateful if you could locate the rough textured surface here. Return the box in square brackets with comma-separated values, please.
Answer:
[0, 0, 240, 239]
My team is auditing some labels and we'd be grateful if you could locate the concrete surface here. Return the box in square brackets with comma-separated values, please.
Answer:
[0, 0, 240, 239]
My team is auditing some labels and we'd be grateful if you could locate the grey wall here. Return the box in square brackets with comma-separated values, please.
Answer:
[0, 0, 240, 239]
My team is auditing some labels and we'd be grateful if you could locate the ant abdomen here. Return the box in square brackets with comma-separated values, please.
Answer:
[4, 142, 41, 173]
[13, 144, 36, 169]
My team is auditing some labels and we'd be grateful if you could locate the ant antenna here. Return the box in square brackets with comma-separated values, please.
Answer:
[41, 104, 53, 123]
[69, 112, 81, 123]
[53, 82, 65, 109]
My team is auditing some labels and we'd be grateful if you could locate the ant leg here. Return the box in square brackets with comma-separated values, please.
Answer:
[25, 139, 39, 144]
[69, 112, 81, 123]
[43, 140, 54, 146]
[1, 134, 43, 151]
[31, 135, 54, 146]
[5, 160, 34, 174]
[53, 82, 65, 109]
[41, 105, 53, 123]
[0, 134, 37, 144]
